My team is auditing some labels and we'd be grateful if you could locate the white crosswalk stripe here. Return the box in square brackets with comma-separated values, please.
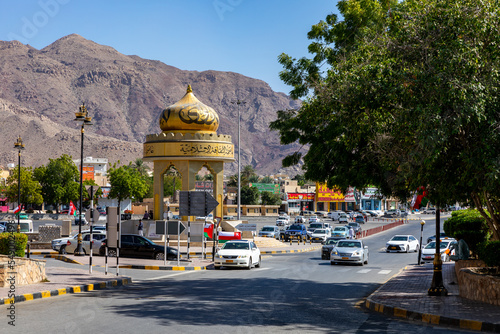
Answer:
[357, 269, 372, 274]
[378, 270, 392, 275]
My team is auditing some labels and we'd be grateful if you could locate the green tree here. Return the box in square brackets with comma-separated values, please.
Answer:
[261, 191, 282, 206]
[292, 174, 306, 187]
[34, 155, 80, 213]
[271, 0, 500, 239]
[82, 179, 103, 208]
[261, 176, 274, 184]
[239, 185, 260, 205]
[108, 164, 149, 210]
[5, 166, 43, 208]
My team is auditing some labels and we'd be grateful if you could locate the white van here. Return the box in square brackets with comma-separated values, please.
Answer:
[0, 220, 33, 233]
[328, 210, 345, 221]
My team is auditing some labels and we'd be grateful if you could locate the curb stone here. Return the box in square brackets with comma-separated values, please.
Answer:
[1, 277, 132, 305]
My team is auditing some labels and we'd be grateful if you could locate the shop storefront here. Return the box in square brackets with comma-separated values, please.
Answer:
[315, 183, 345, 212]
[287, 193, 315, 214]
[360, 187, 382, 210]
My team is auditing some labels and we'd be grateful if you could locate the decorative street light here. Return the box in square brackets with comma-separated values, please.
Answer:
[231, 99, 246, 220]
[417, 220, 425, 265]
[13, 136, 25, 233]
[74, 103, 93, 256]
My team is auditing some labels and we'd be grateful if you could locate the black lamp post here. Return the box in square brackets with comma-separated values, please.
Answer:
[74, 103, 93, 256]
[428, 205, 448, 295]
[13, 136, 25, 233]
[417, 220, 425, 265]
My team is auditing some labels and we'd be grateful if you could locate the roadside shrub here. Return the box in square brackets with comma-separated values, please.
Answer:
[26, 208, 34, 213]
[478, 241, 500, 268]
[443, 209, 488, 256]
[45, 210, 53, 214]
[0, 232, 28, 257]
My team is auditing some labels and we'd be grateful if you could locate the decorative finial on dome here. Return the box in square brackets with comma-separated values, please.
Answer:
[186, 85, 192, 93]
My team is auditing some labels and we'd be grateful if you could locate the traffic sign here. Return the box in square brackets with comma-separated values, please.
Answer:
[236, 223, 257, 231]
[85, 185, 99, 198]
[179, 191, 219, 217]
[155, 220, 186, 235]
[85, 208, 100, 223]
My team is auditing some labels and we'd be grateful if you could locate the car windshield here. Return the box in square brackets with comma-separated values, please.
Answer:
[334, 227, 346, 231]
[325, 239, 338, 245]
[337, 241, 362, 248]
[391, 236, 408, 241]
[262, 227, 274, 232]
[425, 241, 450, 249]
[289, 225, 302, 229]
[349, 223, 357, 227]
[310, 223, 322, 228]
[314, 229, 326, 234]
[222, 242, 249, 250]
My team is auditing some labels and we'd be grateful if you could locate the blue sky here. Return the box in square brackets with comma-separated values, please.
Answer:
[0, 0, 339, 94]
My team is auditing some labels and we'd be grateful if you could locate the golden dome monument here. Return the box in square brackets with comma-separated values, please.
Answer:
[143, 85, 234, 220]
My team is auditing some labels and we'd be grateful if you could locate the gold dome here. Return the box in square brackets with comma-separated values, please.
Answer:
[159, 85, 219, 133]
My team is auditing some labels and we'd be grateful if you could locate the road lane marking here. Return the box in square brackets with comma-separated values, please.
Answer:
[134, 271, 196, 282]
[378, 270, 392, 275]
[338, 268, 351, 272]
[357, 269, 372, 274]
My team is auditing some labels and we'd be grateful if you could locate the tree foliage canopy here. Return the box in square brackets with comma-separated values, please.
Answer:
[108, 163, 149, 208]
[5, 166, 43, 207]
[271, 0, 500, 239]
[34, 154, 79, 211]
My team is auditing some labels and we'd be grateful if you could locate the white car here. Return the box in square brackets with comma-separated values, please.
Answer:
[385, 209, 400, 216]
[338, 213, 349, 224]
[423, 208, 436, 214]
[276, 216, 290, 226]
[52, 231, 106, 253]
[295, 216, 306, 224]
[330, 239, 369, 265]
[310, 229, 331, 243]
[64, 233, 107, 254]
[258, 225, 280, 239]
[386, 235, 420, 253]
[328, 210, 345, 221]
[421, 239, 457, 263]
[308, 215, 321, 223]
[214, 240, 261, 269]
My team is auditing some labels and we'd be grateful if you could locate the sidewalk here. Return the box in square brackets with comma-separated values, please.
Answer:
[364, 262, 500, 333]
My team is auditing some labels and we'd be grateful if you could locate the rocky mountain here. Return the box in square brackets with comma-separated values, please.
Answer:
[0, 34, 302, 176]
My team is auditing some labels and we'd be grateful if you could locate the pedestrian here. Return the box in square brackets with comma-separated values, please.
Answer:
[348, 226, 355, 239]
[138, 219, 144, 236]
[143, 211, 149, 220]
[148, 210, 153, 219]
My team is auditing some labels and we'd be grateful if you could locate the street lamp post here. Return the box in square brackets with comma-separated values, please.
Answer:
[231, 99, 246, 220]
[428, 205, 448, 296]
[14, 136, 25, 233]
[74, 103, 93, 256]
[418, 220, 425, 265]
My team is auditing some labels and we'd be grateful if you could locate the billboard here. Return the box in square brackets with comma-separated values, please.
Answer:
[316, 183, 345, 202]
[249, 183, 280, 194]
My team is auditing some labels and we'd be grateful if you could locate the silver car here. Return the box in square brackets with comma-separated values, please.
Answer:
[258, 225, 280, 239]
[331, 239, 369, 265]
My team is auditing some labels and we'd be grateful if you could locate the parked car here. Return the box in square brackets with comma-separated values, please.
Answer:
[258, 226, 280, 239]
[386, 235, 420, 253]
[0, 220, 33, 233]
[73, 214, 88, 225]
[18, 213, 29, 220]
[328, 210, 345, 221]
[347, 222, 362, 234]
[423, 208, 436, 214]
[385, 209, 400, 216]
[321, 238, 339, 260]
[52, 231, 106, 253]
[331, 226, 349, 240]
[99, 234, 180, 260]
[310, 229, 331, 243]
[330, 239, 369, 265]
[314, 211, 328, 218]
[362, 210, 378, 217]
[308, 222, 331, 234]
[214, 240, 261, 269]
[421, 239, 457, 263]
[63, 233, 107, 254]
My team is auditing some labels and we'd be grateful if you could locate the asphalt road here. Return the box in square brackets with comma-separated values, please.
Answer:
[4, 215, 469, 334]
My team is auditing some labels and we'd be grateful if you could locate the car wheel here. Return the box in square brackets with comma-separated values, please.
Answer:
[247, 257, 252, 270]
[108, 248, 117, 257]
[214, 265, 220, 270]
[364, 255, 368, 265]
[405, 246, 409, 253]
[155, 252, 164, 260]
[255, 256, 261, 268]
[415, 244, 419, 252]
[59, 245, 67, 254]
[386, 250, 389, 253]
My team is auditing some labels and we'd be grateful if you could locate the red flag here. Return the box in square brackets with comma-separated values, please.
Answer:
[69, 201, 77, 216]
[204, 223, 214, 239]
[13, 204, 22, 214]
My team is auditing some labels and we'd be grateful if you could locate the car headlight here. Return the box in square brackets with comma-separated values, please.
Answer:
[237, 254, 248, 259]
[331, 251, 338, 255]
[352, 251, 360, 256]
[216, 254, 223, 259]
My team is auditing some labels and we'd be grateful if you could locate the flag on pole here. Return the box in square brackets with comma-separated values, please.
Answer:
[204, 222, 214, 239]
[218, 231, 241, 243]
[412, 186, 429, 209]
[13, 204, 23, 214]
[69, 201, 77, 216]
